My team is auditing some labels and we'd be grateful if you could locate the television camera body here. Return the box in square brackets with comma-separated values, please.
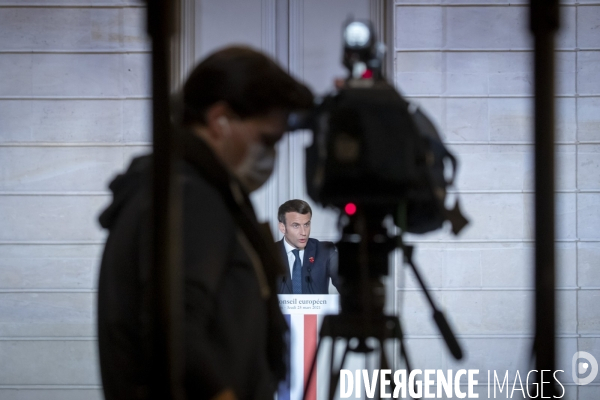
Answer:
[303, 20, 467, 238]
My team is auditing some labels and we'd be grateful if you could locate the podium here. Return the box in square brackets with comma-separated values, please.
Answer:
[278, 295, 339, 400]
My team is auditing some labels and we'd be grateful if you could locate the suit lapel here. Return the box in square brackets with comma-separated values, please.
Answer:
[278, 240, 293, 293]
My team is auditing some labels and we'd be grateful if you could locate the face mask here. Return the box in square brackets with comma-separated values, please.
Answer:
[233, 142, 276, 192]
[218, 116, 276, 192]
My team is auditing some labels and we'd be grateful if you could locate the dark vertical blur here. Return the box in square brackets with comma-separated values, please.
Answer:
[146, 0, 184, 398]
[530, 0, 559, 395]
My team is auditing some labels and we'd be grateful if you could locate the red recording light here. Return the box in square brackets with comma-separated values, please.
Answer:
[344, 203, 357, 215]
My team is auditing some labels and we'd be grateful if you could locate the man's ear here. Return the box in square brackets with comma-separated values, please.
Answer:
[278, 222, 286, 235]
[204, 102, 231, 140]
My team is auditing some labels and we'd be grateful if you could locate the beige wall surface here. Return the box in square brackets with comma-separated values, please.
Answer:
[0, 0, 598, 399]
[0, 1, 150, 399]
[394, 0, 600, 399]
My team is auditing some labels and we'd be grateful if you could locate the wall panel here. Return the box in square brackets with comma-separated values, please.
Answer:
[1, 0, 598, 398]
[0, 340, 99, 385]
[0, 3, 148, 398]
[394, 1, 600, 394]
[0, 293, 95, 337]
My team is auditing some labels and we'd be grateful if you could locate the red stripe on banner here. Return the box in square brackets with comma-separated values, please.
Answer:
[304, 314, 318, 400]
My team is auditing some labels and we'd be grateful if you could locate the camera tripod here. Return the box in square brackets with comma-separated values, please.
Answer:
[302, 210, 463, 400]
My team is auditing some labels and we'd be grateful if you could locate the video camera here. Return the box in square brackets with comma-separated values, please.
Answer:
[293, 20, 467, 238]
[290, 19, 468, 290]
[298, 21, 468, 399]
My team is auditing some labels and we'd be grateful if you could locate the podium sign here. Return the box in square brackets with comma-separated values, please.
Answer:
[278, 295, 339, 400]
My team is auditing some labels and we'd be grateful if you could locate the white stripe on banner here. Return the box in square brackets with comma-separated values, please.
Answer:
[278, 295, 340, 400]
[290, 313, 304, 400]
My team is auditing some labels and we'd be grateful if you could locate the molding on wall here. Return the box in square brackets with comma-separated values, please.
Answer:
[261, 0, 277, 57]
[171, 0, 196, 90]
[0, 289, 97, 293]
[259, 0, 279, 229]
[0, 385, 102, 389]
[370, 0, 395, 81]
[181, 0, 197, 82]
[0, 241, 106, 245]
[398, 287, 585, 291]
[275, 0, 290, 70]
[0, 50, 150, 54]
[393, 2, 590, 7]
[0, 192, 111, 196]
[0, 96, 152, 100]
[0, 143, 152, 147]
[395, 48, 600, 52]
[401, 334, 600, 339]
[404, 94, 600, 98]
[288, 0, 304, 80]
[284, 0, 305, 206]
[0, 4, 144, 8]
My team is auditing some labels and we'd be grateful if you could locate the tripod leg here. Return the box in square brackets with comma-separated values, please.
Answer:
[392, 317, 418, 399]
[400, 338, 413, 374]
[401, 244, 463, 360]
[328, 338, 338, 400]
[376, 339, 390, 400]
[399, 343, 424, 399]
[328, 339, 351, 400]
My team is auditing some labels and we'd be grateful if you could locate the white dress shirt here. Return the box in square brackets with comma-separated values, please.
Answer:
[283, 239, 304, 277]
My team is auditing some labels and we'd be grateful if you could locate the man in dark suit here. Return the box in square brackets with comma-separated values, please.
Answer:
[276, 199, 340, 294]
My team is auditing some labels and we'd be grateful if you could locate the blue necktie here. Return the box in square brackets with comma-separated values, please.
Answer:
[291, 249, 302, 294]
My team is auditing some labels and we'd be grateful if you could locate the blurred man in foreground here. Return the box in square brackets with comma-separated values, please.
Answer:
[97, 47, 313, 400]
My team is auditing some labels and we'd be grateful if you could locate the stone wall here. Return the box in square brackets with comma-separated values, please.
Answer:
[0, 1, 598, 399]
[0, 1, 150, 398]
[394, 1, 600, 398]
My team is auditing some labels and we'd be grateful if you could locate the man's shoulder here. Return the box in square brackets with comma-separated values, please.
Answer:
[309, 238, 336, 251]
[178, 161, 236, 234]
[180, 161, 227, 206]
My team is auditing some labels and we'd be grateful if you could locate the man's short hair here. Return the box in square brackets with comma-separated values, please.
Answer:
[278, 199, 313, 224]
[182, 46, 313, 126]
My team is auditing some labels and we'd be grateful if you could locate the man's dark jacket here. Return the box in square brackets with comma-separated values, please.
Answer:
[276, 238, 340, 294]
[97, 131, 287, 400]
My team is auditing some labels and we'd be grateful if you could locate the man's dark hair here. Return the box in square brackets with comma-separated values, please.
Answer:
[182, 46, 313, 125]
[278, 199, 313, 224]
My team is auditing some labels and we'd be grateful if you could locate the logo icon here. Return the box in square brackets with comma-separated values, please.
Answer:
[572, 351, 598, 385]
